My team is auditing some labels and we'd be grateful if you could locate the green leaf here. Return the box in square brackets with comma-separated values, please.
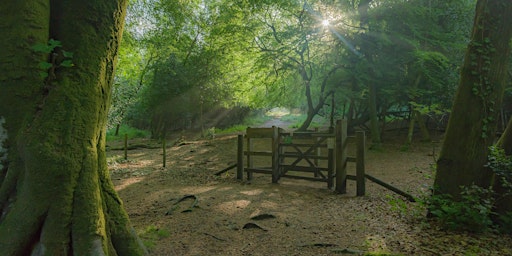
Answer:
[60, 60, 74, 68]
[62, 50, 74, 58]
[48, 39, 62, 49]
[39, 71, 48, 78]
[38, 62, 53, 70]
[31, 44, 53, 54]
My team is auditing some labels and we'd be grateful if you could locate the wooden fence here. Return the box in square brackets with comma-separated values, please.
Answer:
[236, 120, 366, 195]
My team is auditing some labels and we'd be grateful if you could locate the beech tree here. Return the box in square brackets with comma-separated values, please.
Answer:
[434, 0, 512, 197]
[0, 1, 146, 255]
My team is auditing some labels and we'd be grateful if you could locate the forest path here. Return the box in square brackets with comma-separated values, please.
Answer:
[107, 132, 512, 255]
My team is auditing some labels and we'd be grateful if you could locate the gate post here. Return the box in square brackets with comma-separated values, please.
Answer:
[356, 131, 366, 196]
[335, 120, 347, 193]
[237, 134, 244, 180]
[247, 130, 253, 181]
[271, 126, 279, 183]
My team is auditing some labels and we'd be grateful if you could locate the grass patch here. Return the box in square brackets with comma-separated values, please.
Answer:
[281, 114, 329, 129]
[216, 113, 273, 135]
[106, 124, 150, 141]
[139, 225, 170, 250]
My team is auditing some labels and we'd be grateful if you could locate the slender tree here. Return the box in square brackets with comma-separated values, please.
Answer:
[0, 1, 146, 255]
[434, 0, 512, 197]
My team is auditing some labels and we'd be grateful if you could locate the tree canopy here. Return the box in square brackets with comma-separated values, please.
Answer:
[110, 0, 476, 137]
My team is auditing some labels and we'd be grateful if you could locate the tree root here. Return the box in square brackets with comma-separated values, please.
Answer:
[165, 195, 198, 215]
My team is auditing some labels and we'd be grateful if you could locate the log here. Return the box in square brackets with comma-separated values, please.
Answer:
[165, 194, 199, 215]
[214, 164, 237, 176]
[365, 174, 416, 202]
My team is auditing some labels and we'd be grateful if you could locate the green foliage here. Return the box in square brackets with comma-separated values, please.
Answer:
[113, 0, 474, 136]
[283, 114, 329, 129]
[429, 185, 495, 232]
[486, 146, 512, 234]
[497, 211, 512, 234]
[138, 225, 170, 250]
[487, 146, 512, 192]
[106, 124, 149, 141]
[31, 38, 62, 53]
[31, 39, 74, 79]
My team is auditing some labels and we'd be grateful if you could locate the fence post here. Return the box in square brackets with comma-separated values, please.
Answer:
[247, 130, 253, 181]
[162, 138, 166, 167]
[314, 127, 320, 177]
[237, 134, 244, 180]
[327, 140, 334, 189]
[335, 120, 347, 193]
[356, 131, 366, 196]
[124, 133, 128, 160]
[271, 126, 279, 183]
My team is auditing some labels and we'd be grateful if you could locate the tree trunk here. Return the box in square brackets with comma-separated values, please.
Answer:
[434, 0, 512, 197]
[368, 82, 381, 147]
[0, 1, 147, 255]
[357, 0, 381, 148]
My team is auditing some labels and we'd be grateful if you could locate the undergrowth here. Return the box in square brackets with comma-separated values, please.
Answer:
[106, 124, 150, 141]
[427, 146, 512, 233]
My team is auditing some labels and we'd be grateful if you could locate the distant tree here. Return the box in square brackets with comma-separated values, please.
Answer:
[0, 1, 146, 255]
[434, 0, 512, 197]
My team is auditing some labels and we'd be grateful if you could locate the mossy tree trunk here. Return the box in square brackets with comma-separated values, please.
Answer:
[434, 0, 512, 197]
[0, 1, 147, 255]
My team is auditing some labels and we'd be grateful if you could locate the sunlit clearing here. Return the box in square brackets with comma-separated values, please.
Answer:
[215, 200, 251, 215]
[240, 189, 264, 196]
[115, 177, 144, 191]
[179, 186, 217, 195]
[322, 19, 330, 27]
[366, 235, 389, 253]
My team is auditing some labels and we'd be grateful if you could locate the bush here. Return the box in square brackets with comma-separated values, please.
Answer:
[106, 124, 150, 141]
[428, 185, 494, 232]
[428, 146, 512, 233]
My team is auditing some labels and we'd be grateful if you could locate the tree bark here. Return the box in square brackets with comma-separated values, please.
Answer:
[434, 0, 512, 197]
[0, 1, 146, 255]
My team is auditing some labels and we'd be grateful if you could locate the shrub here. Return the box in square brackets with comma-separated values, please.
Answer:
[106, 124, 150, 141]
[428, 185, 494, 232]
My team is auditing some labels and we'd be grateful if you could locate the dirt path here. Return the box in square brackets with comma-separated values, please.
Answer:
[108, 133, 512, 255]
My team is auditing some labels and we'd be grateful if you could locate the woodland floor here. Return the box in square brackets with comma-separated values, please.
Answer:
[107, 123, 512, 256]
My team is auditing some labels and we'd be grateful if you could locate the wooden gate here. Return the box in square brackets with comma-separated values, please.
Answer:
[277, 130, 336, 188]
[236, 120, 366, 194]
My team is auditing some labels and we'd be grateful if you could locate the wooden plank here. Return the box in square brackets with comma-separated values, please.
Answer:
[280, 143, 328, 148]
[346, 156, 357, 162]
[346, 174, 357, 180]
[280, 165, 329, 172]
[279, 153, 329, 160]
[246, 127, 274, 138]
[244, 151, 273, 157]
[280, 174, 328, 182]
[245, 168, 273, 174]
